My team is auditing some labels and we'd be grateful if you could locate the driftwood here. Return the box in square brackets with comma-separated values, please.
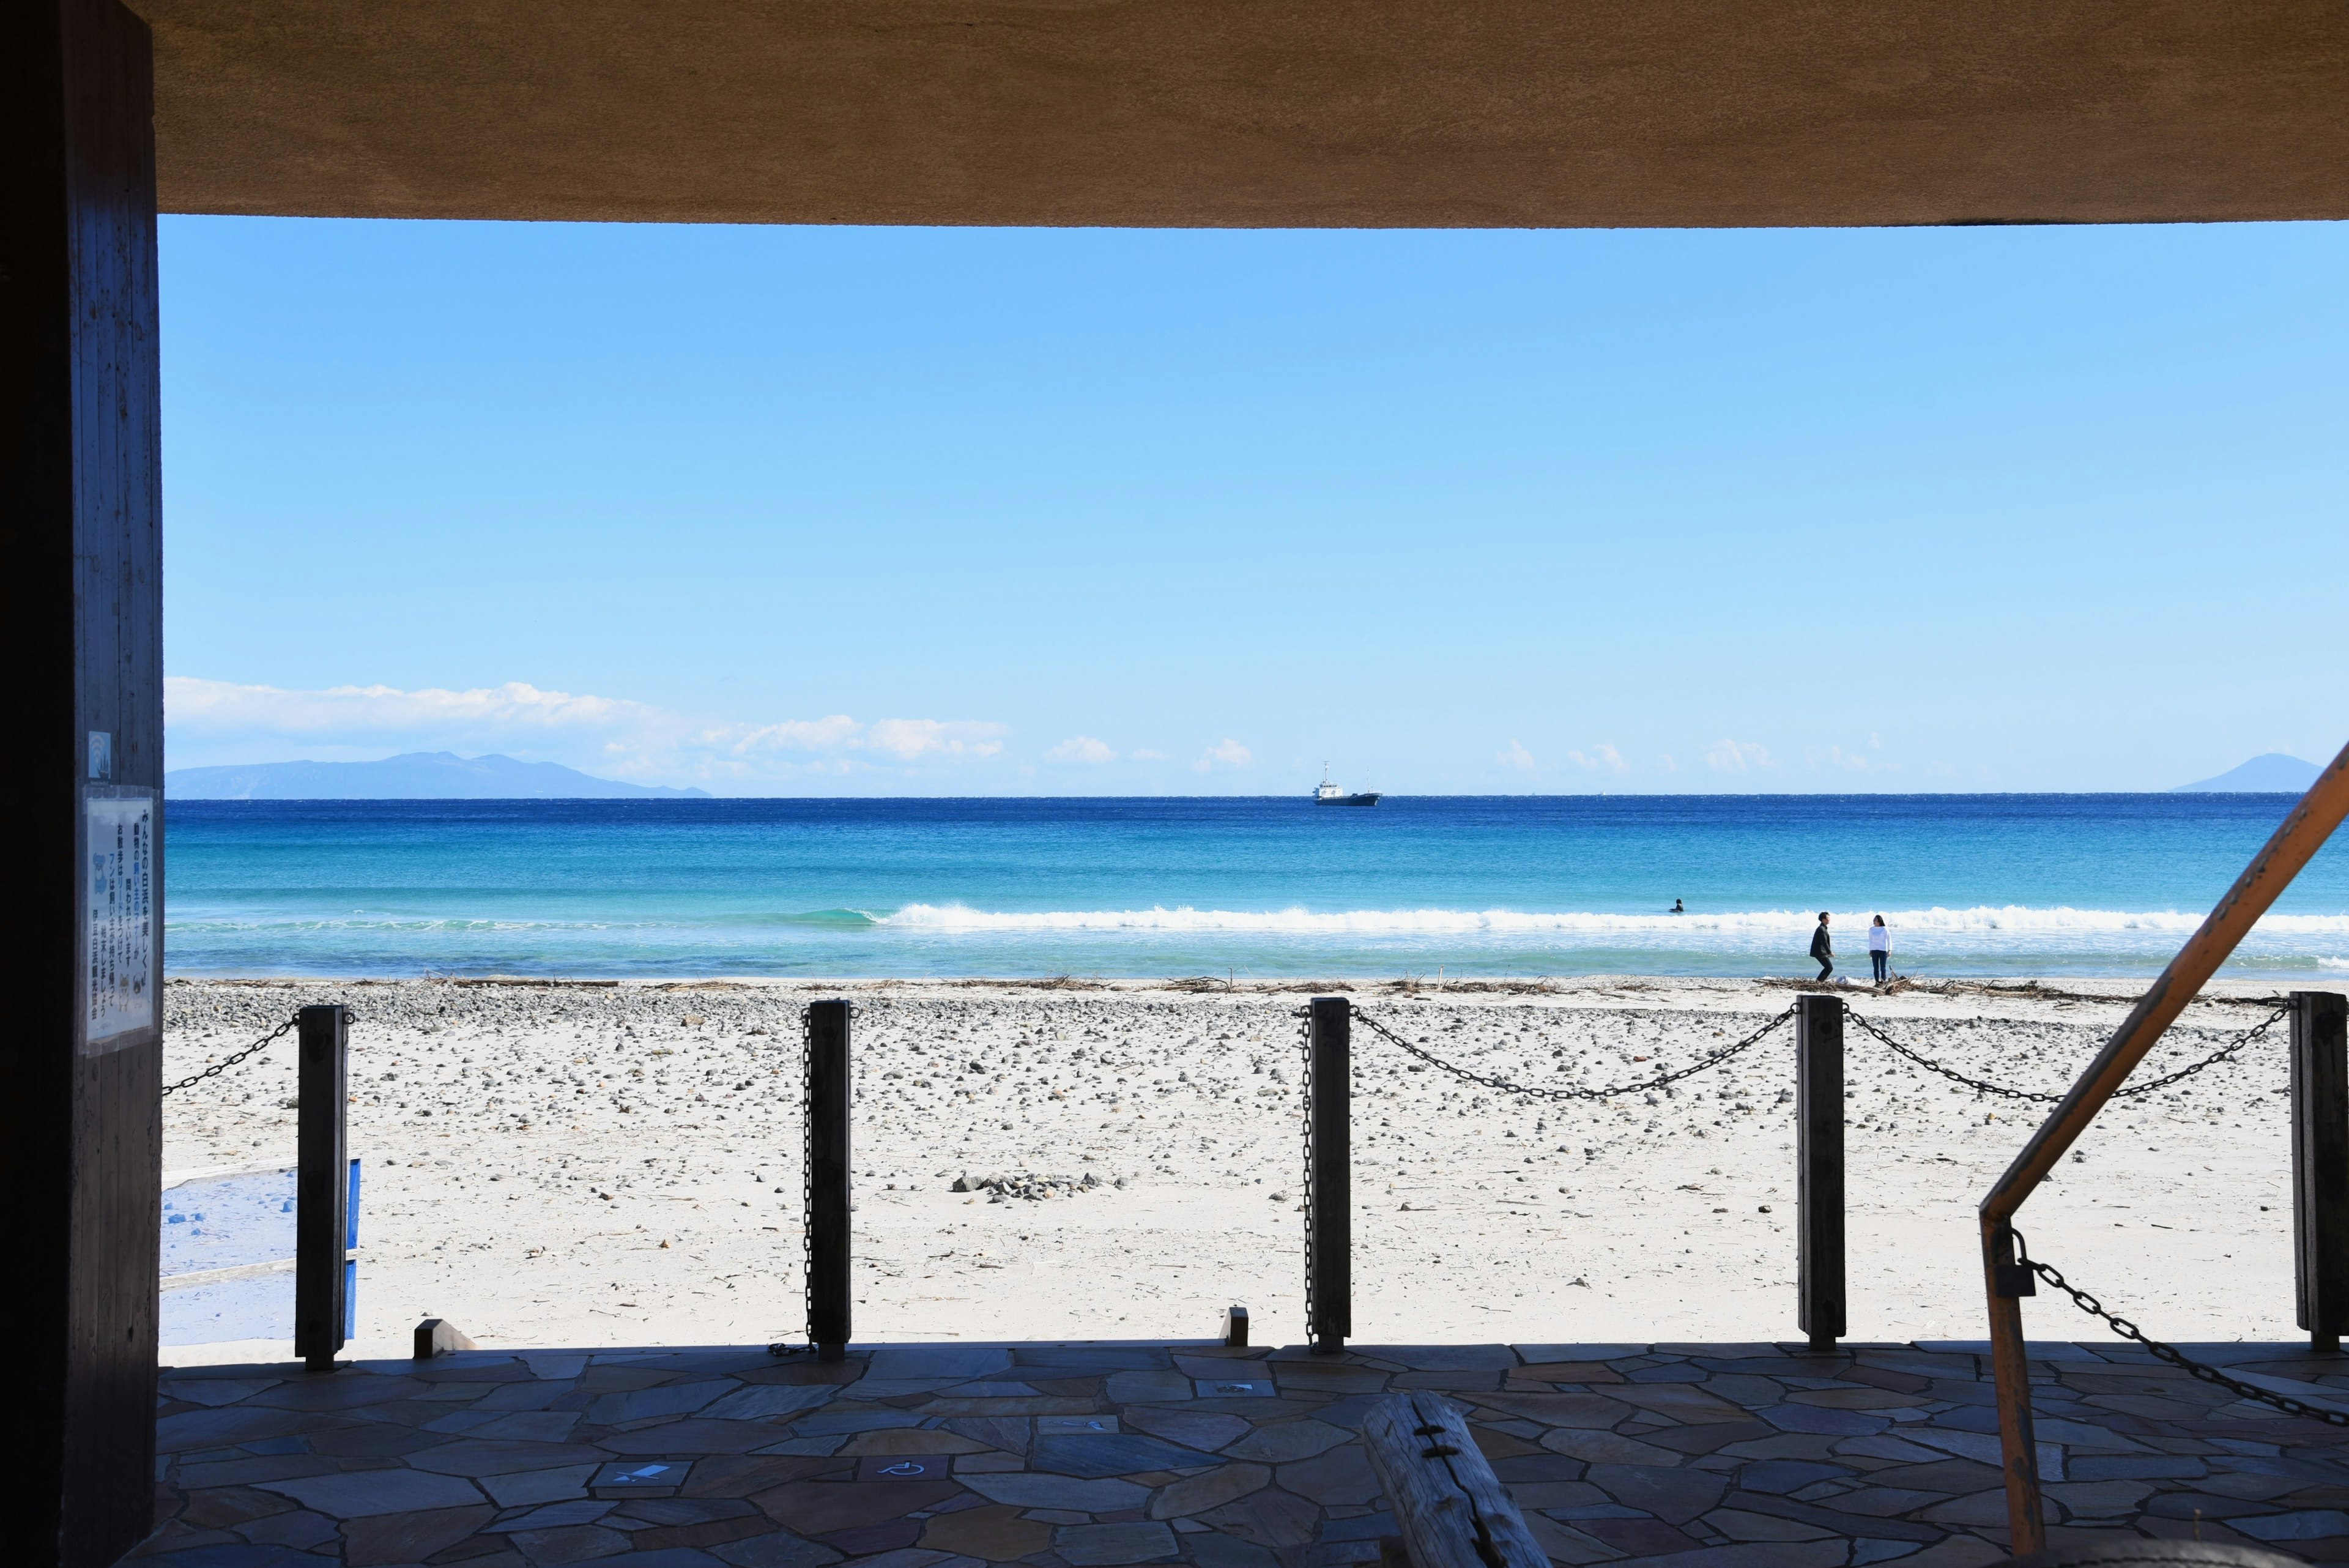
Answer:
[1360, 1392, 1546, 1568]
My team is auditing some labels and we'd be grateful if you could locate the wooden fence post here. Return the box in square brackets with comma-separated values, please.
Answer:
[295, 1004, 350, 1372]
[1308, 997, 1352, 1353]
[806, 1000, 853, 1361]
[1796, 994, 1846, 1351]
[2292, 990, 2349, 1351]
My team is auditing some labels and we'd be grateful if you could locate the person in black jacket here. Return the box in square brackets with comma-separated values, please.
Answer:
[1810, 911, 1833, 982]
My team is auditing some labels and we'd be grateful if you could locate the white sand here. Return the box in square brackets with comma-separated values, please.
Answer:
[160, 975, 2310, 1359]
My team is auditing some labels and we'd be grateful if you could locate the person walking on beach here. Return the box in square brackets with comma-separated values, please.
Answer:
[1868, 915, 1890, 984]
[1810, 911, 1834, 983]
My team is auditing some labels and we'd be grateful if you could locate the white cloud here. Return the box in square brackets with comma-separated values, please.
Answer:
[1704, 738, 1772, 773]
[1820, 743, 1898, 773]
[165, 675, 1008, 787]
[1193, 738, 1253, 772]
[1046, 736, 1117, 764]
[864, 718, 1008, 760]
[1497, 740, 1538, 771]
[1567, 744, 1629, 775]
[734, 715, 863, 752]
[166, 676, 653, 735]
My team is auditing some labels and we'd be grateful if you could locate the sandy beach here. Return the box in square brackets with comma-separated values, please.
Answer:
[160, 975, 2312, 1363]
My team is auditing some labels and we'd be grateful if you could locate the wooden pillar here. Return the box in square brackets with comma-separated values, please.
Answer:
[2292, 990, 2349, 1351]
[1307, 997, 1351, 1352]
[1, 1, 164, 1563]
[805, 1000, 852, 1361]
[1795, 994, 1846, 1350]
[295, 1006, 351, 1372]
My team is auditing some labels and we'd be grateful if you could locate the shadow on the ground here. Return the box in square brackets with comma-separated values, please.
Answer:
[132, 1339, 2349, 1567]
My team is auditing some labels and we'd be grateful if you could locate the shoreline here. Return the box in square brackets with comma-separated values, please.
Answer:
[165, 970, 2305, 999]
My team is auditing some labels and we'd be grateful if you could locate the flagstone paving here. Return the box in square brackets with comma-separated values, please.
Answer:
[132, 1339, 2349, 1567]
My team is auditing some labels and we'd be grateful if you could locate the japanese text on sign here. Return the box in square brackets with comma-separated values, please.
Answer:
[86, 792, 156, 1049]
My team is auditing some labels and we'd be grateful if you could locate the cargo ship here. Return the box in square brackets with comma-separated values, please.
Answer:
[1314, 765, 1380, 806]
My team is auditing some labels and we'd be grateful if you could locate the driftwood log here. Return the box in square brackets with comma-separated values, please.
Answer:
[1360, 1392, 1547, 1568]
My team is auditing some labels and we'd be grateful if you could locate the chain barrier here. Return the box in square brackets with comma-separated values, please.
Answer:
[800, 1001, 816, 1351]
[769, 1001, 823, 1359]
[2102, 1004, 2292, 1098]
[1349, 1004, 1795, 1102]
[2004, 1227, 2349, 1428]
[1838, 1008, 2063, 1104]
[1350, 996, 2289, 1110]
[1841, 1003, 2291, 1105]
[1295, 1005, 1318, 1332]
[160, 1015, 299, 1098]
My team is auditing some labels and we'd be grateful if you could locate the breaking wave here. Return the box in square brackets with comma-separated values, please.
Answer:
[881, 903, 2349, 938]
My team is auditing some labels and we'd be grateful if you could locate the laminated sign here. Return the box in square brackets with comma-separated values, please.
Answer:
[85, 789, 157, 1052]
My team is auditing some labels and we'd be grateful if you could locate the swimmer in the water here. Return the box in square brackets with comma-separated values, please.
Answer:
[1669, 898, 1685, 914]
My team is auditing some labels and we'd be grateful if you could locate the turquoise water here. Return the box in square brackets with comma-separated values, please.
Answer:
[162, 795, 2349, 979]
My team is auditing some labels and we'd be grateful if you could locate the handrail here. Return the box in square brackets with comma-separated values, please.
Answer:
[1980, 738, 2349, 1553]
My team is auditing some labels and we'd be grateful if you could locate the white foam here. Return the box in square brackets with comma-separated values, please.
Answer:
[879, 902, 2349, 938]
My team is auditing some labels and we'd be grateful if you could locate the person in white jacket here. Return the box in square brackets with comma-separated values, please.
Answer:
[1868, 915, 1891, 984]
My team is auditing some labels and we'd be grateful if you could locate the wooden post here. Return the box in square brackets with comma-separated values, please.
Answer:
[805, 1000, 852, 1361]
[1795, 994, 1845, 1350]
[2292, 990, 2349, 1352]
[1307, 997, 1351, 1352]
[7, 0, 165, 1559]
[1360, 1392, 1546, 1568]
[295, 1005, 350, 1372]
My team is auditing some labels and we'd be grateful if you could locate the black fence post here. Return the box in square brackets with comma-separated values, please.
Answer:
[294, 1005, 349, 1372]
[2291, 990, 2348, 1352]
[805, 1000, 853, 1361]
[1307, 997, 1352, 1353]
[1796, 994, 1846, 1351]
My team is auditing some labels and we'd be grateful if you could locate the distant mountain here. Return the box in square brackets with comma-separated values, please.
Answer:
[2173, 753, 2323, 793]
[165, 752, 711, 800]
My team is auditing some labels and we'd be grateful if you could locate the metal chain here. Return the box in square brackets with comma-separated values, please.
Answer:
[1841, 1004, 2290, 1105]
[161, 1015, 298, 1098]
[1350, 1004, 1795, 1102]
[2107, 1005, 2291, 1097]
[2008, 1228, 2349, 1428]
[801, 1001, 815, 1351]
[1296, 1005, 1316, 1334]
[1839, 1008, 2063, 1103]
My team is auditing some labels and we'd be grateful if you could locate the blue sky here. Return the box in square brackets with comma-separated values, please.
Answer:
[161, 218, 2348, 795]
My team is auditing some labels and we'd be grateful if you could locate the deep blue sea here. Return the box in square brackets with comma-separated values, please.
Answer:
[160, 795, 2349, 980]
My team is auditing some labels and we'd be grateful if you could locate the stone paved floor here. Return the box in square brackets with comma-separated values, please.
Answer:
[131, 1339, 2349, 1568]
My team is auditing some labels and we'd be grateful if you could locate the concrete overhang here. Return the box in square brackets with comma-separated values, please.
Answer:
[141, 0, 2349, 228]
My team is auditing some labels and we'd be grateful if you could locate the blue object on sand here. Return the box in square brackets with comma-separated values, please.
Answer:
[158, 1159, 364, 1348]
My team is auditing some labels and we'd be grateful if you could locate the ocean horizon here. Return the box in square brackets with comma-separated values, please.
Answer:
[163, 792, 2349, 981]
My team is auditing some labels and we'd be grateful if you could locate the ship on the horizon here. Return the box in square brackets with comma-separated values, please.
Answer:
[1314, 765, 1381, 807]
